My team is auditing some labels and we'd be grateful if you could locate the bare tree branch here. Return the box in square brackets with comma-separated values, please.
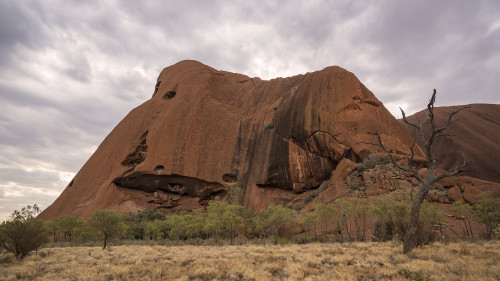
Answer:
[436, 133, 455, 137]
[362, 89, 470, 254]
[362, 128, 423, 182]
[406, 141, 416, 168]
[433, 153, 470, 183]
[435, 106, 470, 134]
[400, 108, 420, 130]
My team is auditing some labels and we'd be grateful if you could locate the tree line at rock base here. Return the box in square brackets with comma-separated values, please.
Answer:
[1, 189, 498, 260]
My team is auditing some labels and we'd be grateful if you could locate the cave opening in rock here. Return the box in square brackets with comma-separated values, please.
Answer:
[154, 165, 165, 175]
[222, 173, 237, 183]
[121, 139, 148, 166]
[113, 174, 226, 201]
[164, 91, 176, 99]
[154, 81, 161, 94]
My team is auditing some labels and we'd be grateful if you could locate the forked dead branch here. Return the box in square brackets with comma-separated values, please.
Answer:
[364, 89, 470, 254]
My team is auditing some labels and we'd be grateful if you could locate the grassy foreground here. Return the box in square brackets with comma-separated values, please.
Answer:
[1, 241, 499, 281]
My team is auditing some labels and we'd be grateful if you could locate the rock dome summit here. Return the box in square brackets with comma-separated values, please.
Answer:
[41, 60, 486, 220]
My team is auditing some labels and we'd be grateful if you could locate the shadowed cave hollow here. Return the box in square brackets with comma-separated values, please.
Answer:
[113, 174, 226, 201]
[121, 131, 148, 167]
[164, 91, 176, 99]
[154, 81, 161, 94]
[222, 173, 237, 183]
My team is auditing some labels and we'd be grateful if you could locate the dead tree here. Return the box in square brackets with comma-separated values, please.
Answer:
[365, 89, 469, 254]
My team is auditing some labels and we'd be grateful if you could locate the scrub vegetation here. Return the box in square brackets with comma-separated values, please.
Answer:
[1, 187, 498, 280]
[1, 241, 499, 281]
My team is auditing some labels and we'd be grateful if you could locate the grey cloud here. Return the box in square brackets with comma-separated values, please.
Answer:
[62, 54, 93, 83]
[0, 184, 62, 222]
[0, 168, 60, 187]
[0, 0, 499, 220]
[349, 1, 500, 112]
[0, 1, 48, 64]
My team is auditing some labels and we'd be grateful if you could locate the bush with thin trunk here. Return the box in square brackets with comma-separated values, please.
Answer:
[0, 205, 46, 260]
[89, 210, 127, 249]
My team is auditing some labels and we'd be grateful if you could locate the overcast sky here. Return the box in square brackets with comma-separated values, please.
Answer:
[1, 0, 499, 221]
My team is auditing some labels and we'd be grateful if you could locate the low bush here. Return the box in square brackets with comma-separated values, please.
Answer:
[0, 205, 46, 260]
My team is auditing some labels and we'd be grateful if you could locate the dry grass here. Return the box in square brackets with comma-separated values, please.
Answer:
[1, 241, 499, 280]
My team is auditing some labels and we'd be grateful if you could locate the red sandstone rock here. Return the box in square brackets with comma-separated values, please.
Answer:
[401, 104, 500, 183]
[304, 181, 350, 210]
[38, 60, 431, 220]
[447, 186, 464, 203]
[463, 186, 482, 204]
[331, 159, 356, 183]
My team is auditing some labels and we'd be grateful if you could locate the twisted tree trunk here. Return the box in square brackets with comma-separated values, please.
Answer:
[365, 89, 469, 254]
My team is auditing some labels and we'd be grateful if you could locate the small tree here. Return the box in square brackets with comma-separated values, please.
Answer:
[205, 201, 228, 239]
[135, 208, 165, 222]
[222, 204, 246, 245]
[312, 203, 336, 239]
[301, 210, 319, 239]
[365, 89, 469, 254]
[227, 185, 243, 204]
[165, 213, 188, 240]
[128, 208, 165, 240]
[350, 198, 370, 242]
[89, 210, 127, 249]
[335, 199, 352, 244]
[0, 205, 46, 260]
[44, 219, 61, 242]
[254, 204, 297, 240]
[371, 196, 398, 242]
[185, 208, 206, 239]
[473, 192, 500, 240]
[453, 201, 475, 239]
[54, 216, 85, 242]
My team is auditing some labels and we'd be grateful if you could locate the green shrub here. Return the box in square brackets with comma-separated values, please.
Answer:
[318, 180, 329, 192]
[275, 236, 289, 245]
[355, 163, 365, 172]
[399, 269, 431, 281]
[357, 155, 391, 172]
[348, 179, 358, 189]
[0, 205, 46, 260]
[362, 158, 377, 169]
[89, 210, 128, 249]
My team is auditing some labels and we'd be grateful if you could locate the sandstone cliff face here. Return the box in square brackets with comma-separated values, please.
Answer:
[39, 60, 423, 219]
[400, 104, 500, 183]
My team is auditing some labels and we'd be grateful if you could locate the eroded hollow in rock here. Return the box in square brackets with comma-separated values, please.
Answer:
[113, 174, 226, 201]
[164, 91, 176, 99]
[222, 173, 237, 183]
[154, 81, 161, 94]
[121, 131, 148, 167]
[68, 179, 74, 187]
[154, 165, 165, 175]
[121, 139, 148, 166]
